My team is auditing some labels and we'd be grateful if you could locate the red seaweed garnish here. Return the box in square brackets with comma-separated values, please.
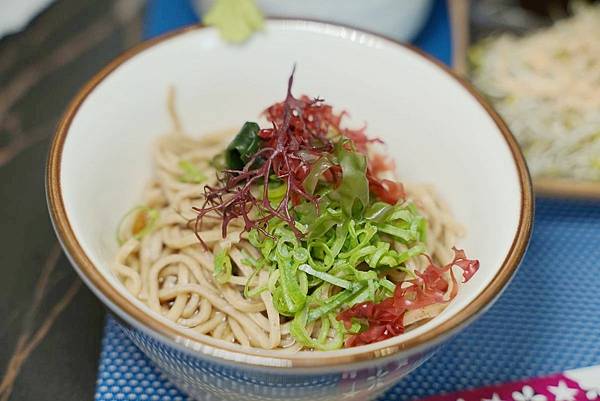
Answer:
[368, 173, 406, 205]
[370, 153, 396, 177]
[338, 247, 479, 347]
[192, 68, 406, 246]
[193, 68, 334, 245]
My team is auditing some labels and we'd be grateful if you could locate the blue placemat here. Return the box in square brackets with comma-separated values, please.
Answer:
[95, 2, 600, 400]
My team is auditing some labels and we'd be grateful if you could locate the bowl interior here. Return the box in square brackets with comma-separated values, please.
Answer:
[56, 21, 526, 360]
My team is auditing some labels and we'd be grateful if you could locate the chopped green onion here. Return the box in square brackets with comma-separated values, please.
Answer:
[298, 264, 352, 289]
[389, 209, 413, 222]
[353, 270, 377, 282]
[290, 309, 344, 350]
[307, 241, 334, 271]
[245, 189, 430, 349]
[364, 202, 394, 223]
[243, 266, 266, 298]
[307, 284, 367, 322]
[347, 318, 365, 334]
[178, 160, 206, 183]
[303, 156, 334, 195]
[330, 222, 348, 258]
[329, 140, 369, 216]
[256, 182, 287, 204]
[377, 223, 414, 242]
[395, 243, 427, 264]
[214, 248, 232, 284]
[278, 259, 307, 314]
[316, 314, 331, 344]
[367, 241, 390, 268]
[378, 278, 396, 294]
[116, 206, 159, 245]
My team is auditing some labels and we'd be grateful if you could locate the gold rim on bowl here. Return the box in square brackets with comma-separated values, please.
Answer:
[46, 20, 534, 368]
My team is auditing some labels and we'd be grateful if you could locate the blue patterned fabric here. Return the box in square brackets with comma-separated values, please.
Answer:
[96, 322, 188, 401]
[94, 198, 600, 400]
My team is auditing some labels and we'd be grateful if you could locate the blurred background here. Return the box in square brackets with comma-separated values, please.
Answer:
[0, 1, 598, 400]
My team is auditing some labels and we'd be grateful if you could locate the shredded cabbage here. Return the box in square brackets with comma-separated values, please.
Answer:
[469, 3, 600, 180]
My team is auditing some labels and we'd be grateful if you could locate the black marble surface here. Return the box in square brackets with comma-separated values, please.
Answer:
[0, 1, 143, 399]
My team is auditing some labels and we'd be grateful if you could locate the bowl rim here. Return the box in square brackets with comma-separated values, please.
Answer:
[46, 19, 533, 368]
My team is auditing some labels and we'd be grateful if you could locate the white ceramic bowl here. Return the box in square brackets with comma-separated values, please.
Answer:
[47, 20, 533, 401]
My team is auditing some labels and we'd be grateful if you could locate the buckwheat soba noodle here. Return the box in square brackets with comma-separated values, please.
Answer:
[113, 72, 479, 351]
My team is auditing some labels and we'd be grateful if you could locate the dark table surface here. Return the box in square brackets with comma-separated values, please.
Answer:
[0, 1, 144, 399]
